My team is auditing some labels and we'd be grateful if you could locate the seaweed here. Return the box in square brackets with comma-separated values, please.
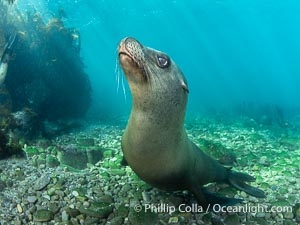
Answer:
[0, 129, 23, 159]
[0, 3, 92, 139]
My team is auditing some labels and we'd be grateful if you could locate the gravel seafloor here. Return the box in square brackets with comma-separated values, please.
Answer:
[0, 116, 299, 225]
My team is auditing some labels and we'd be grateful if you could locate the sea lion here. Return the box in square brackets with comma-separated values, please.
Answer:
[118, 37, 265, 207]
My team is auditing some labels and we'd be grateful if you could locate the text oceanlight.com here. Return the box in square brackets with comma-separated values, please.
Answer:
[133, 203, 292, 214]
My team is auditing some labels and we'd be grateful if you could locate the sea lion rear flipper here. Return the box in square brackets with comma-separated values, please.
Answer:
[227, 170, 266, 198]
[202, 189, 243, 207]
[191, 184, 243, 209]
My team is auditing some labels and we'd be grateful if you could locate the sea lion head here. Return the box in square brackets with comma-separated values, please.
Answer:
[118, 37, 189, 118]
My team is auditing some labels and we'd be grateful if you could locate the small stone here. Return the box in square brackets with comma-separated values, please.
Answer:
[109, 216, 124, 225]
[78, 202, 113, 219]
[65, 207, 80, 217]
[284, 211, 294, 219]
[224, 214, 240, 225]
[294, 203, 300, 221]
[116, 204, 129, 217]
[99, 195, 113, 204]
[109, 169, 125, 176]
[46, 155, 60, 168]
[42, 194, 51, 201]
[283, 219, 296, 225]
[61, 210, 69, 221]
[256, 212, 266, 218]
[33, 209, 54, 222]
[253, 217, 268, 225]
[14, 217, 22, 225]
[72, 190, 79, 197]
[167, 195, 184, 207]
[17, 204, 23, 213]
[142, 192, 150, 202]
[27, 196, 37, 204]
[47, 187, 56, 196]
[103, 150, 113, 158]
[128, 208, 158, 225]
[77, 138, 95, 146]
[83, 201, 90, 208]
[168, 216, 179, 223]
[33, 175, 51, 191]
[49, 202, 61, 214]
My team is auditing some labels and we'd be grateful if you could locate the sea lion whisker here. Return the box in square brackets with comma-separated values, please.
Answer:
[115, 57, 121, 94]
[121, 74, 127, 101]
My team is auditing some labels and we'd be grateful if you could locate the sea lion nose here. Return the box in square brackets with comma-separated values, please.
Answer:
[122, 37, 143, 51]
[123, 37, 138, 45]
[118, 37, 137, 52]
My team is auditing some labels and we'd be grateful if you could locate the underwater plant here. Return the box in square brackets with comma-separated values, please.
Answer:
[0, 4, 91, 139]
[0, 129, 23, 159]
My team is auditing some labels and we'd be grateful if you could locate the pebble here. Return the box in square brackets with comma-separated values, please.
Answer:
[33, 175, 51, 191]
[27, 196, 37, 203]
[42, 194, 51, 200]
[142, 191, 150, 202]
[168, 217, 179, 223]
[284, 211, 294, 219]
[61, 210, 69, 221]
[255, 212, 265, 218]
[17, 204, 23, 213]
[33, 209, 54, 222]
[72, 190, 79, 197]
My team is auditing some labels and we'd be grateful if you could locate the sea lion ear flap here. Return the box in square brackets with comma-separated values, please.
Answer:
[181, 80, 189, 93]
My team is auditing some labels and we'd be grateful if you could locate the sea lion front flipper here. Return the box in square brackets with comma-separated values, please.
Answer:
[120, 156, 128, 166]
[227, 170, 266, 198]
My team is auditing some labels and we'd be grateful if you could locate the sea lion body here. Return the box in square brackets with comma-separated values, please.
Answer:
[118, 37, 265, 206]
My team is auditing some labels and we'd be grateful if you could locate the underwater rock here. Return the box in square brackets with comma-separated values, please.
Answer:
[78, 202, 113, 218]
[224, 214, 240, 225]
[128, 207, 158, 225]
[33, 175, 51, 191]
[64, 207, 81, 218]
[57, 144, 103, 169]
[11, 108, 42, 139]
[33, 209, 54, 222]
[27, 196, 37, 204]
[109, 216, 124, 225]
[279, 136, 300, 150]
[197, 139, 237, 166]
[294, 203, 300, 222]
[77, 138, 95, 146]
[0, 180, 6, 192]
[42, 120, 82, 138]
[46, 155, 60, 168]
[116, 204, 129, 217]
[0, 130, 9, 159]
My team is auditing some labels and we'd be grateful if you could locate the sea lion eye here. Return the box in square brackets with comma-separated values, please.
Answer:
[157, 55, 169, 68]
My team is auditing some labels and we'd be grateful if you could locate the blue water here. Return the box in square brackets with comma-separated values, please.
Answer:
[16, 0, 300, 117]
